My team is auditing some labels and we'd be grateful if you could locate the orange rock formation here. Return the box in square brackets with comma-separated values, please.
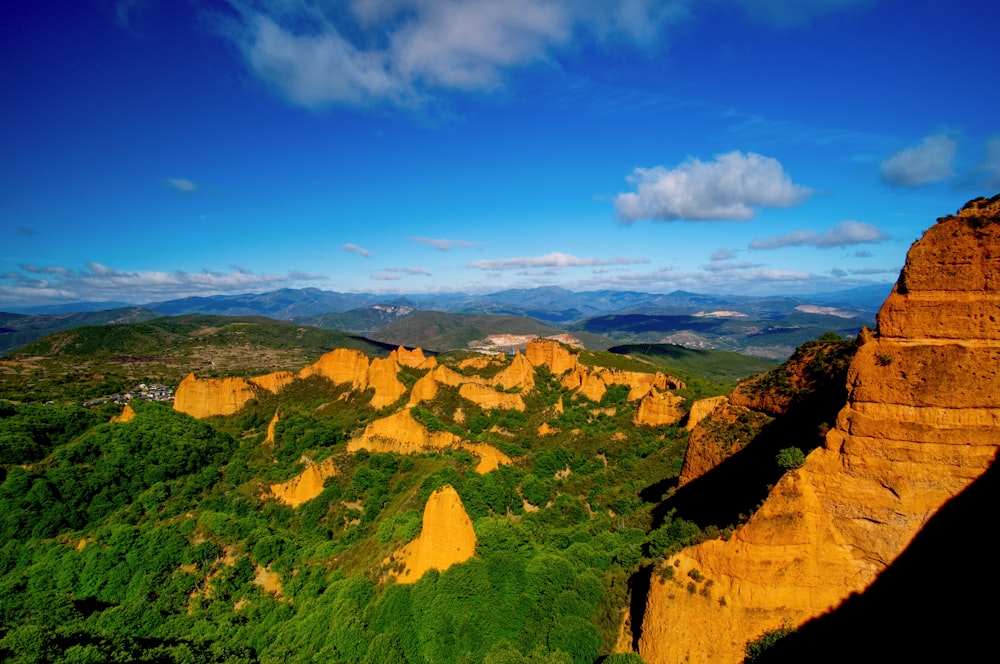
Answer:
[111, 403, 137, 423]
[264, 410, 279, 445]
[685, 396, 728, 431]
[386, 485, 477, 584]
[298, 348, 369, 389]
[634, 391, 686, 426]
[367, 356, 407, 409]
[390, 346, 428, 368]
[406, 370, 439, 406]
[525, 338, 579, 375]
[269, 457, 338, 508]
[458, 383, 526, 411]
[173, 373, 257, 419]
[493, 352, 536, 392]
[249, 371, 295, 393]
[638, 196, 1000, 664]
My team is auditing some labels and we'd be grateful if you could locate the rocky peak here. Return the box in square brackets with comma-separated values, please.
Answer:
[638, 197, 1000, 664]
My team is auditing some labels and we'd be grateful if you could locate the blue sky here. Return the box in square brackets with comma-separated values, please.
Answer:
[2, 0, 998, 308]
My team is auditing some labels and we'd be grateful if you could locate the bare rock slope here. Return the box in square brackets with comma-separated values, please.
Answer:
[639, 196, 1000, 664]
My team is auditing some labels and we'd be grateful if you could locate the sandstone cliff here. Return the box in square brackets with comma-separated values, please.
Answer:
[269, 457, 338, 508]
[111, 403, 137, 423]
[385, 485, 477, 584]
[174, 373, 258, 419]
[685, 396, 728, 431]
[638, 196, 1000, 664]
[458, 383, 526, 411]
[526, 338, 578, 375]
[635, 391, 686, 427]
[367, 356, 407, 409]
[390, 346, 428, 368]
[249, 371, 295, 394]
[298, 348, 370, 389]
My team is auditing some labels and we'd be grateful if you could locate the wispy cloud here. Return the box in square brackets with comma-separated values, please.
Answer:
[467, 252, 649, 271]
[409, 236, 484, 251]
[166, 178, 198, 192]
[16, 227, 41, 239]
[372, 272, 402, 281]
[383, 267, 433, 276]
[880, 133, 957, 187]
[854, 250, 874, 258]
[342, 243, 373, 258]
[615, 151, 812, 222]
[288, 270, 328, 281]
[981, 136, 1000, 189]
[750, 220, 890, 250]
[703, 261, 765, 272]
[0, 262, 297, 306]
[215, 1, 718, 110]
[710, 248, 738, 261]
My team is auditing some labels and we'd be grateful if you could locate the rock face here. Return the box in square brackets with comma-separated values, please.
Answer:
[249, 371, 295, 394]
[368, 357, 407, 409]
[174, 373, 257, 419]
[458, 383, 526, 411]
[350, 410, 461, 454]
[493, 352, 536, 392]
[298, 348, 370, 389]
[386, 485, 477, 584]
[685, 396, 728, 431]
[269, 457, 338, 508]
[638, 196, 1000, 664]
[391, 346, 428, 368]
[111, 403, 137, 423]
[635, 391, 686, 427]
[526, 339, 578, 375]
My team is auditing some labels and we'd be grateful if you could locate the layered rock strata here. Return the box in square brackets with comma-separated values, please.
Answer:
[638, 196, 1000, 664]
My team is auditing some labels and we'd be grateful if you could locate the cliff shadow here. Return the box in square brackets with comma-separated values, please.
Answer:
[754, 452, 1000, 663]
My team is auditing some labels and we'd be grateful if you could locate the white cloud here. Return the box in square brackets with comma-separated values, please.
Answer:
[750, 220, 890, 250]
[703, 261, 765, 272]
[982, 136, 1000, 189]
[409, 236, 484, 251]
[288, 270, 328, 280]
[854, 250, 874, 258]
[372, 272, 402, 281]
[217, 0, 702, 109]
[880, 134, 957, 187]
[384, 267, 433, 276]
[709, 248, 737, 261]
[342, 243, 373, 257]
[0, 263, 295, 306]
[467, 251, 649, 271]
[167, 178, 198, 192]
[614, 151, 812, 222]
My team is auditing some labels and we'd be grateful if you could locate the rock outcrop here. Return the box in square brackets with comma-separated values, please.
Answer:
[458, 383, 526, 411]
[173, 373, 257, 419]
[264, 410, 279, 445]
[638, 196, 1000, 664]
[249, 371, 295, 394]
[685, 396, 728, 431]
[298, 348, 370, 389]
[269, 457, 338, 508]
[386, 485, 477, 584]
[367, 357, 407, 409]
[493, 352, 536, 392]
[635, 391, 686, 427]
[407, 370, 439, 407]
[526, 339, 579, 375]
[391, 346, 428, 368]
[111, 403, 137, 423]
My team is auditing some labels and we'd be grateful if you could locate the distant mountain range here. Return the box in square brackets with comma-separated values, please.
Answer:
[0, 284, 893, 358]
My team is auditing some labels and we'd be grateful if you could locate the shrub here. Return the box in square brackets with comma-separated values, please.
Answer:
[775, 447, 806, 470]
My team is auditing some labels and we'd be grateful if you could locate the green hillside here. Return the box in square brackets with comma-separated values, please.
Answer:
[368, 310, 567, 352]
[0, 315, 396, 403]
[0, 307, 163, 356]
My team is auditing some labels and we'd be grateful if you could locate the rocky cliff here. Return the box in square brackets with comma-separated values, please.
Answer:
[385, 485, 477, 584]
[269, 457, 338, 508]
[638, 196, 1000, 664]
[173, 373, 258, 419]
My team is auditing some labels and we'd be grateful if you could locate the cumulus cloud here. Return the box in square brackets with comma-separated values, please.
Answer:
[342, 243, 373, 257]
[880, 134, 957, 187]
[750, 220, 890, 250]
[467, 252, 649, 271]
[0, 262, 295, 306]
[409, 236, 484, 251]
[615, 151, 812, 222]
[215, 0, 707, 109]
[167, 178, 198, 192]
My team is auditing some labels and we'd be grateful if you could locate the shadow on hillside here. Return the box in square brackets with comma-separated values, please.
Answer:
[754, 452, 1000, 663]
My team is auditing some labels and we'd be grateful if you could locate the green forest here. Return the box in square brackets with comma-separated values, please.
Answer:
[0, 334, 844, 664]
